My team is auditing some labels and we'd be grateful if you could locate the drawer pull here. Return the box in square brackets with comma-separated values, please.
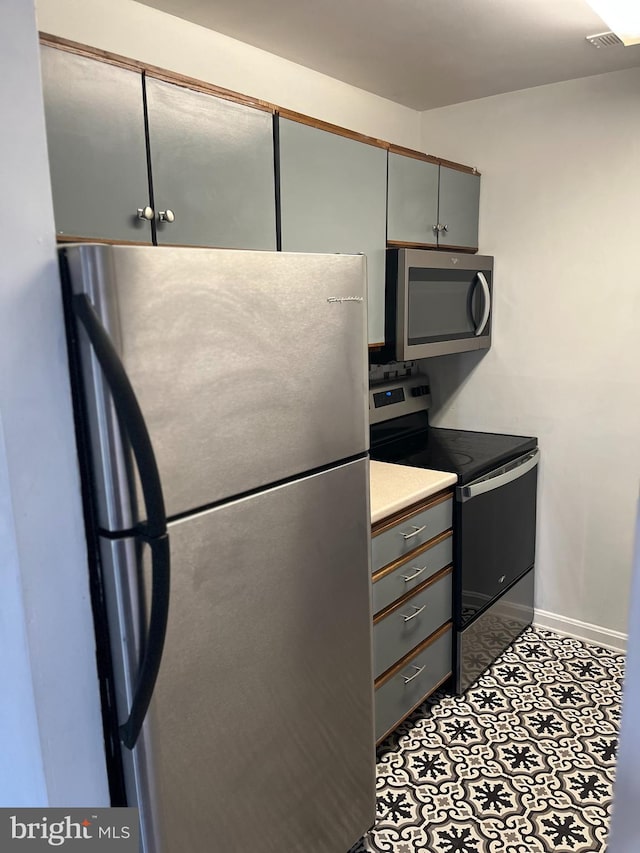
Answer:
[403, 664, 426, 684]
[402, 565, 428, 582]
[401, 604, 426, 622]
[400, 524, 427, 541]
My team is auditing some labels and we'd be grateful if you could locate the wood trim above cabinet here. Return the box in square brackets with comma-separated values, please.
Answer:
[438, 157, 481, 176]
[38, 33, 479, 173]
[39, 33, 144, 72]
[372, 489, 452, 537]
[388, 143, 480, 175]
[144, 69, 273, 112]
[387, 144, 439, 165]
[276, 108, 388, 150]
[39, 33, 274, 113]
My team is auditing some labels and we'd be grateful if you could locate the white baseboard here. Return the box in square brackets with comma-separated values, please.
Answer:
[534, 609, 627, 653]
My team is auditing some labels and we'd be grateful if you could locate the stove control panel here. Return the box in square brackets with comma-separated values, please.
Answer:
[372, 386, 405, 408]
[369, 377, 431, 425]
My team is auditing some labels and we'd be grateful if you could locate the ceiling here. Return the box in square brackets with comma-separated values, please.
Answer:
[137, 0, 640, 110]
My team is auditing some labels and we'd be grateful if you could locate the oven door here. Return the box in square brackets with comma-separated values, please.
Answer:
[455, 449, 539, 626]
[395, 250, 493, 360]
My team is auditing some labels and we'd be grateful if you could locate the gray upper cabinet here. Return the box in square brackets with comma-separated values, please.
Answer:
[436, 166, 481, 250]
[145, 79, 276, 250]
[278, 119, 387, 345]
[386, 151, 481, 252]
[387, 153, 439, 247]
[40, 46, 152, 243]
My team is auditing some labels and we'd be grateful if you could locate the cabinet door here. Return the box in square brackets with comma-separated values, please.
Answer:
[40, 46, 152, 243]
[279, 119, 387, 345]
[437, 166, 480, 250]
[145, 78, 276, 250]
[387, 153, 439, 247]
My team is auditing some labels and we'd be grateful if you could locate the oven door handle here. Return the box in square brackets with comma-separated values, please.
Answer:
[458, 449, 539, 502]
[474, 272, 491, 337]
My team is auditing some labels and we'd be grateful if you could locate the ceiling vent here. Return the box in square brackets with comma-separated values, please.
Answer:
[586, 31, 624, 47]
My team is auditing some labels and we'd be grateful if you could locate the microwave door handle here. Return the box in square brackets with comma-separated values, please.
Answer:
[458, 449, 539, 502]
[73, 293, 171, 750]
[474, 272, 491, 336]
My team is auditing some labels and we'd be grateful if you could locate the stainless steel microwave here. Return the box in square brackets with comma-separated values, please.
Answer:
[373, 248, 494, 361]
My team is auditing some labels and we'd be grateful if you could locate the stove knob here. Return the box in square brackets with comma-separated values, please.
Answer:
[411, 385, 431, 397]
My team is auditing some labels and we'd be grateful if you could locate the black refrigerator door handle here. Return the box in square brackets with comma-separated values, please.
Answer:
[73, 293, 170, 750]
[119, 532, 170, 750]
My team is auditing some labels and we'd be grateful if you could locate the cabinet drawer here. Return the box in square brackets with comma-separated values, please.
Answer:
[372, 496, 452, 574]
[373, 569, 452, 679]
[375, 625, 452, 743]
[372, 532, 452, 615]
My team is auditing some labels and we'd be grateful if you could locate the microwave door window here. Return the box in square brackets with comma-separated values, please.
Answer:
[407, 269, 483, 345]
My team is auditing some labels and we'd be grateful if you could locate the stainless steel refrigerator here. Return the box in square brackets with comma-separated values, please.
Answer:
[60, 244, 375, 853]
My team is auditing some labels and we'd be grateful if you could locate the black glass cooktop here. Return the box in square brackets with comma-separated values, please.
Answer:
[370, 414, 537, 486]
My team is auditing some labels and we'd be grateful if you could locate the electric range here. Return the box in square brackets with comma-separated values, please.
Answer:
[370, 377, 539, 693]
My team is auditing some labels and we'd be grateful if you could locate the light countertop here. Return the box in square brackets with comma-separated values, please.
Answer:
[370, 460, 457, 524]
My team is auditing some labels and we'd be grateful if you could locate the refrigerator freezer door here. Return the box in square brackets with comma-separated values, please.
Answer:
[100, 458, 375, 853]
[65, 244, 368, 531]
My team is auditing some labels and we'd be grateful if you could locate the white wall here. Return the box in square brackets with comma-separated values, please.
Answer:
[36, 0, 421, 149]
[608, 496, 640, 851]
[0, 0, 109, 806]
[420, 69, 640, 638]
[0, 415, 46, 805]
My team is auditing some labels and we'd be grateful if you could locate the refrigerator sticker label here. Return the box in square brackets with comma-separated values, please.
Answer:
[0, 810, 138, 851]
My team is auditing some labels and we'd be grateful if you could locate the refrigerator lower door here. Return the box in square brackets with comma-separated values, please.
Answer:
[100, 458, 375, 853]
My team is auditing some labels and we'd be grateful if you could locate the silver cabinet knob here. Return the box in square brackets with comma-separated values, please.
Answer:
[158, 209, 175, 223]
[432, 224, 439, 234]
[442, 224, 449, 233]
[137, 206, 154, 221]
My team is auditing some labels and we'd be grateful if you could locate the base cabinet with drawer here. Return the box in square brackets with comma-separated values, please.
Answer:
[372, 490, 454, 744]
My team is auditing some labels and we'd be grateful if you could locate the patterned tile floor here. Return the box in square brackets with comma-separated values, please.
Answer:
[350, 627, 625, 853]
